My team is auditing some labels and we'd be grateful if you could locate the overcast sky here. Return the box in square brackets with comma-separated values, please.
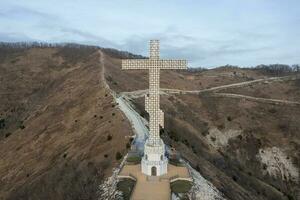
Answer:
[0, 0, 299, 67]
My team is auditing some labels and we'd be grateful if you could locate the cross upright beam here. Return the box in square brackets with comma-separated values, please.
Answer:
[150, 40, 159, 59]
[122, 40, 187, 146]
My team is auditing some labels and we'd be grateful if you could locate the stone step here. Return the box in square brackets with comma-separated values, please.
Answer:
[146, 176, 160, 182]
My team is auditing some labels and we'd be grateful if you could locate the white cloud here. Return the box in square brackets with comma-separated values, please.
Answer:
[0, 0, 299, 67]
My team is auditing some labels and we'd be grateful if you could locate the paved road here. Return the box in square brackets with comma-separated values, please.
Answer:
[116, 96, 148, 152]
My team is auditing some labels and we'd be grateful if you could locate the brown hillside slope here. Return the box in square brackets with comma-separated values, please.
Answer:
[103, 54, 300, 200]
[0, 47, 133, 200]
[1, 45, 299, 200]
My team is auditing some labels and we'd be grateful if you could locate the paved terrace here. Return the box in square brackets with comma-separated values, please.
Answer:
[118, 164, 192, 200]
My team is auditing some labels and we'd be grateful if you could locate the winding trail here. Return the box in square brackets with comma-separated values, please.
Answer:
[120, 74, 300, 105]
[211, 93, 300, 105]
[162, 75, 298, 95]
[122, 75, 299, 97]
[99, 50, 113, 94]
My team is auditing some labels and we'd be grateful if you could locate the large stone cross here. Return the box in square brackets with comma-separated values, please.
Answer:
[122, 40, 187, 146]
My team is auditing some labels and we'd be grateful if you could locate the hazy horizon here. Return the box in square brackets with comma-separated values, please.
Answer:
[0, 0, 299, 68]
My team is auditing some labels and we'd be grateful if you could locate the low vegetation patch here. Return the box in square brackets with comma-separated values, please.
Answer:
[5, 132, 11, 138]
[169, 158, 184, 167]
[126, 155, 141, 164]
[117, 178, 136, 200]
[0, 118, 6, 129]
[17, 120, 25, 130]
[171, 180, 193, 194]
[115, 152, 122, 160]
[107, 134, 112, 141]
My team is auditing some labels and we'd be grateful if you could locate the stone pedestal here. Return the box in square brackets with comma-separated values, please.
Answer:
[141, 139, 168, 176]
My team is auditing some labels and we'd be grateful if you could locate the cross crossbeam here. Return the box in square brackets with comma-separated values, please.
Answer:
[122, 59, 187, 70]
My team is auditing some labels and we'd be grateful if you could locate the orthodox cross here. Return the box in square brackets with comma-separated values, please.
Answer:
[122, 40, 187, 146]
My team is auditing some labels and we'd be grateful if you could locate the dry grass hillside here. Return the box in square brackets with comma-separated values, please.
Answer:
[0, 46, 133, 200]
[0, 44, 299, 200]
[104, 54, 300, 200]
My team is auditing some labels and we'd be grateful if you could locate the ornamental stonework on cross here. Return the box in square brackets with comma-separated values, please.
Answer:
[122, 40, 187, 176]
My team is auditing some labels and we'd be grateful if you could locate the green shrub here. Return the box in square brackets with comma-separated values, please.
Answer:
[232, 175, 238, 182]
[116, 152, 122, 160]
[5, 132, 11, 138]
[0, 118, 5, 129]
[268, 108, 277, 114]
[126, 156, 141, 164]
[171, 180, 192, 194]
[107, 135, 112, 141]
[18, 120, 25, 129]
[117, 178, 136, 200]
[169, 158, 184, 167]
